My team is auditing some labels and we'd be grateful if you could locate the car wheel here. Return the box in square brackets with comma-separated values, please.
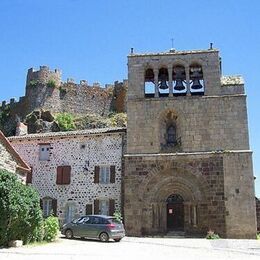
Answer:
[99, 232, 109, 242]
[65, 229, 74, 239]
[114, 238, 122, 242]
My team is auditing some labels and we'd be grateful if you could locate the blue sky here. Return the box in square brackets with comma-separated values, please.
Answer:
[0, 0, 259, 195]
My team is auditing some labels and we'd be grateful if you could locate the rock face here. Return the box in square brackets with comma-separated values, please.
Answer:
[25, 110, 60, 134]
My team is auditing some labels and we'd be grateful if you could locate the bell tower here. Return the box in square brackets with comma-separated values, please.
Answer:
[124, 47, 256, 238]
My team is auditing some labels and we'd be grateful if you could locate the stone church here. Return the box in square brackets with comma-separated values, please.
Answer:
[124, 48, 256, 238]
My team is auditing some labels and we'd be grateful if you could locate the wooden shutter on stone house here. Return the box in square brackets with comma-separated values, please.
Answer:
[26, 167, 33, 184]
[56, 166, 63, 184]
[110, 166, 116, 183]
[94, 199, 99, 214]
[94, 166, 100, 183]
[85, 204, 93, 215]
[52, 199, 57, 216]
[63, 166, 71, 184]
[109, 199, 115, 216]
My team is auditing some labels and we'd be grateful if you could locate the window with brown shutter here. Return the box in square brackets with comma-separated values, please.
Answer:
[63, 166, 71, 184]
[85, 204, 93, 215]
[110, 166, 116, 183]
[56, 166, 71, 185]
[52, 199, 57, 216]
[109, 199, 115, 216]
[26, 167, 33, 184]
[94, 166, 100, 183]
[94, 199, 99, 214]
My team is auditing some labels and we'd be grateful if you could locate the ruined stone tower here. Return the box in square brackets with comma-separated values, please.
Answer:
[124, 48, 256, 238]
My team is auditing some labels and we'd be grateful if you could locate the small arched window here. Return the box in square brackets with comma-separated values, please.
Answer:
[167, 125, 176, 145]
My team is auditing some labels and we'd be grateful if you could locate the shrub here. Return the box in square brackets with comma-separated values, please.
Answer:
[43, 216, 59, 242]
[257, 233, 260, 240]
[109, 113, 127, 127]
[55, 113, 75, 131]
[47, 79, 56, 88]
[206, 230, 220, 239]
[113, 211, 123, 222]
[28, 80, 38, 88]
[0, 169, 43, 246]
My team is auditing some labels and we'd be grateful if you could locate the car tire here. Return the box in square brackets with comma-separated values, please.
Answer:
[65, 229, 74, 239]
[99, 232, 109, 242]
[114, 238, 122, 242]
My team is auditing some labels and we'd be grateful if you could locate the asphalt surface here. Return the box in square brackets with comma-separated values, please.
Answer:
[0, 236, 260, 260]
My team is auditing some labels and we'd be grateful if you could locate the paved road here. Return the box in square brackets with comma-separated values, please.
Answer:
[1, 236, 260, 260]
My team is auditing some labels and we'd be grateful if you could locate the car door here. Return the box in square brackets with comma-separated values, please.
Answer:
[77, 216, 93, 237]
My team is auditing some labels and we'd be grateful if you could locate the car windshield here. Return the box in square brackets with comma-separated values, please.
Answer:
[108, 218, 122, 224]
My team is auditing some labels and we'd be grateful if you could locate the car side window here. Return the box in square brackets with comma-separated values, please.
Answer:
[83, 217, 91, 224]
[92, 217, 101, 224]
[77, 216, 89, 224]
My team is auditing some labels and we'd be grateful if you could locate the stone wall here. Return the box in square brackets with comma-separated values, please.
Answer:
[0, 141, 17, 174]
[256, 197, 260, 231]
[223, 152, 256, 238]
[124, 152, 227, 237]
[9, 128, 126, 223]
[0, 66, 128, 133]
[127, 95, 249, 154]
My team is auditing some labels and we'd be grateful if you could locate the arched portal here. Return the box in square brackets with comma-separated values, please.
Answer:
[166, 194, 184, 231]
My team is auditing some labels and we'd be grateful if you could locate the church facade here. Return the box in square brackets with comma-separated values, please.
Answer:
[123, 48, 256, 238]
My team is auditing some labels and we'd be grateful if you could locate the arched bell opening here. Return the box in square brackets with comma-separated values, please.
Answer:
[158, 67, 169, 97]
[166, 194, 184, 231]
[189, 64, 204, 95]
[173, 65, 187, 96]
[144, 68, 155, 98]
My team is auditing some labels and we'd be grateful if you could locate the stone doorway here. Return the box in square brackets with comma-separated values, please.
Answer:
[166, 194, 184, 231]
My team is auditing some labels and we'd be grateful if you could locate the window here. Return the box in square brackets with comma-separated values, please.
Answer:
[99, 200, 109, 215]
[167, 125, 176, 145]
[39, 144, 50, 161]
[40, 197, 57, 217]
[94, 165, 115, 184]
[94, 199, 115, 216]
[56, 166, 71, 185]
[65, 204, 75, 223]
[100, 166, 110, 184]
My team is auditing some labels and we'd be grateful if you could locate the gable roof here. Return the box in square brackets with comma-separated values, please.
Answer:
[0, 130, 31, 174]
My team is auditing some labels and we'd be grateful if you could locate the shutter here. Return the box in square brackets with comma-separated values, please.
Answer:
[94, 166, 100, 183]
[86, 204, 93, 215]
[56, 166, 63, 184]
[52, 199, 57, 216]
[94, 199, 99, 214]
[109, 199, 115, 216]
[40, 199, 43, 209]
[110, 165, 116, 183]
[63, 166, 71, 185]
[26, 168, 33, 184]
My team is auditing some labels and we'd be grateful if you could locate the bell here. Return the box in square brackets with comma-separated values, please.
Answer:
[191, 78, 203, 90]
[174, 79, 185, 91]
[159, 80, 168, 89]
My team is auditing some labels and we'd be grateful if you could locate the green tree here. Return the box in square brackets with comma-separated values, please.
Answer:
[0, 169, 43, 246]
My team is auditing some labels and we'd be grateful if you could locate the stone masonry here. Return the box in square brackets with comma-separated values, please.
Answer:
[9, 128, 126, 224]
[124, 48, 257, 238]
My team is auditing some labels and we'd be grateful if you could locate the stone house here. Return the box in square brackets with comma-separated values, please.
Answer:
[9, 128, 126, 224]
[0, 130, 30, 182]
[124, 48, 257, 238]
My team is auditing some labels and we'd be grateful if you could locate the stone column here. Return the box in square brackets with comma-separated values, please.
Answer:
[193, 205, 197, 227]
[168, 66, 173, 97]
[185, 66, 191, 96]
[154, 68, 159, 98]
